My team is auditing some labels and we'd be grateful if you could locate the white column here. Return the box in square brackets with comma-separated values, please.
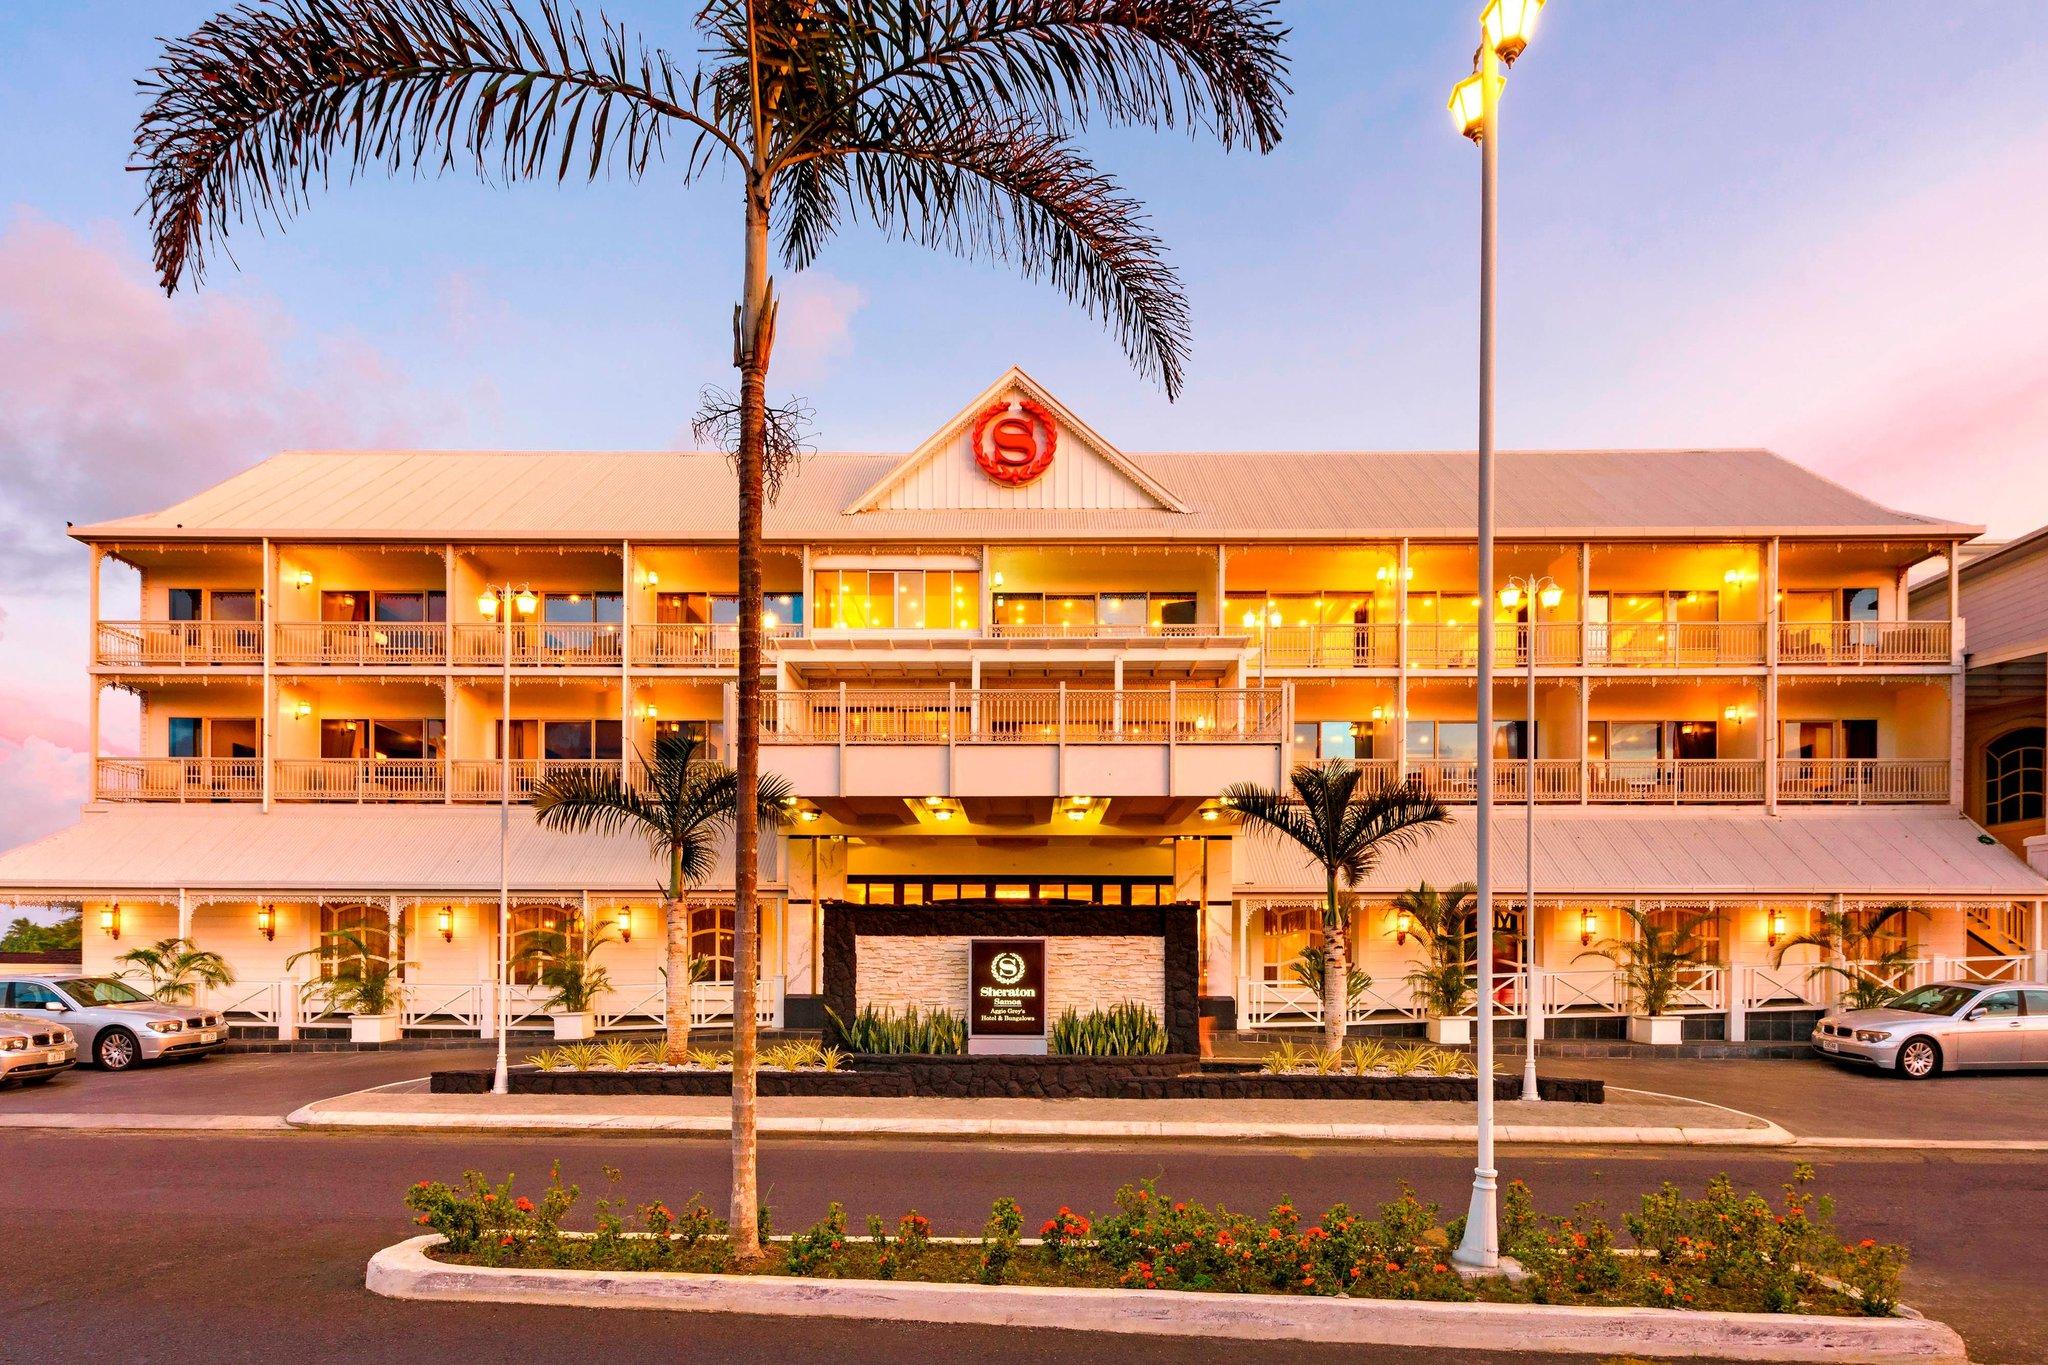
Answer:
[1765, 537, 1780, 812]
[177, 888, 192, 943]
[87, 548, 102, 802]
[1396, 538, 1410, 784]
[262, 537, 276, 811]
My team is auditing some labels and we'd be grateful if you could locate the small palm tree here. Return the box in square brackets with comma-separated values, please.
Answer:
[513, 924, 619, 1016]
[116, 937, 235, 1005]
[1772, 904, 1922, 1010]
[1395, 882, 1477, 1019]
[531, 734, 789, 1064]
[1225, 763, 1448, 1051]
[286, 927, 415, 1017]
[1577, 905, 1718, 1018]
[1289, 945, 1368, 1010]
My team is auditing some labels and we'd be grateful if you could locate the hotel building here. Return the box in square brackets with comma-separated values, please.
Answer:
[2, 368, 2042, 1044]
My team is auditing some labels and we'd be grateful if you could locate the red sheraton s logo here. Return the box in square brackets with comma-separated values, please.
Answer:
[971, 398, 1057, 487]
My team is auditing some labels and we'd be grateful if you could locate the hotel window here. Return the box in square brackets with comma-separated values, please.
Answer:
[1984, 727, 2044, 826]
[168, 588, 259, 621]
[845, 876, 1172, 905]
[1228, 592, 1376, 631]
[321, 590, 446, 623]
[316, 904, 403, 982]
[1404, 720, 1528, 760]
[657, 592, 803, 629]
[1645, 904, 1721, 965]
[690, 902, 736, 982]
[493, 719, 623, 761]
[816, 570, 979, 630]
[1780, 720, 1876, 762]
[1591, 590, 1720, 625]
[1586, 720, 1717, 761]
[1292, 720, 1380, 761]
[167, 716, 261, 759]
[509, 904, 580, 986]
[319, 718, 445, 761]
[1260, 905, 1318, 984]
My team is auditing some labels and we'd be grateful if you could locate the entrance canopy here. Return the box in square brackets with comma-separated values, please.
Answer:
[1231, 807, 2047, 900]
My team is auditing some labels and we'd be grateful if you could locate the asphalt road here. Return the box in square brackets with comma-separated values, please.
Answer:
[2, 1129, 2042, 1365]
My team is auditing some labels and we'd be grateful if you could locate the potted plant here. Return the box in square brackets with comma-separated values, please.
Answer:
[1773, 903, 1923, 1010]
[1396, 882, 1477, 1046]
[116, 936, 234, 1004]
[1578, 905, 1718, 1045]
[514, 924, 620, 1041]
[286, 927, 414, 1044]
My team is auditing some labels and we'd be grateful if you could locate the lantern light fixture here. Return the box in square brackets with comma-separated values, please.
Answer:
[1448, 69, 1500, 142]
[1480, 0, 1544, 64]
[437, 907, 455, 943]
[616, 908, 632, 944]
[1579, 908, 1598, 947]
[293, 701, 312, 719]
[101, 905, 120, 940]
[256, 904, 275, 941]
[1768, 910, 1788, 949]
[294, 569, 314, 588]
[1395, 907, 1413, 946]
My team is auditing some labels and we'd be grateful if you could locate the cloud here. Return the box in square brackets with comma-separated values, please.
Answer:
[772, 270, 866, 385]
[0, 210, 455, 584]
[0, 735, 89, 851]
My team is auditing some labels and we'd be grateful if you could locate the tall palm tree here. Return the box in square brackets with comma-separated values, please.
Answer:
[532, 733, 789, 1064]
[136, 0, 1288, 1260]
[115, 936, 235, 1005]
[1224, 763, 1448, 1052]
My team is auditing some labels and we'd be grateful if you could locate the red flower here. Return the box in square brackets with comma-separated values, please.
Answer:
[482, 1193, 497, 1204]
[413, 1180, 431, 1189]
[514, 1197, 535, 1213]
[415, 1214, 431, 1226]
[499, 1236, 513, 1246]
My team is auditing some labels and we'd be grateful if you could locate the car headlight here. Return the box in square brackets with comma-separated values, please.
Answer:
[147, 1020, 184, 1034]
[0, 1037, 24, 1052]
[1854, 1029, 1892, 1044]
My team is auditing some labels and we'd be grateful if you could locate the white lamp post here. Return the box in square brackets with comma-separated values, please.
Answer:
[1449, 0, 1545, 1275]
[478, 583, 537, 1095]
[1500, 574, 1562, 1101]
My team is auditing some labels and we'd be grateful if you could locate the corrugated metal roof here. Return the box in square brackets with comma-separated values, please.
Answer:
[73, 447, 1974, 543]
[0, 806, 768, 896]
[1231, 807, 2046, 898]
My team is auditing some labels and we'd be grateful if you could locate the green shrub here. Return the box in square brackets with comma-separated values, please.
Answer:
[977, 1195, 1024, 1284]
[866, 1210, 932, 1279]
[824, 1003, 967, 1055]
[1049, 1001, 1168, 1056]
[784, 1202, 847, 1277]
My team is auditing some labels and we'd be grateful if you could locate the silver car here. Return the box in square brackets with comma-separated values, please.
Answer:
[1812, 980, 2048, 1078]
[0, 974, 226, 1071]
[0, 1011, 77, 1085]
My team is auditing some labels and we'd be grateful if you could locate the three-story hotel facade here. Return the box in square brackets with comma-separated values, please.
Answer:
[3, 368, 2043, 1044]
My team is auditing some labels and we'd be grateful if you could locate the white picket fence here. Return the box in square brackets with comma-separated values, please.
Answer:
[195, 976, 786, 1035]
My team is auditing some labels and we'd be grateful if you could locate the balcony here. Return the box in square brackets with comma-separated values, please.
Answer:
[95, 757, 262, 802]
[1257, 624, 1399, 669]
[982, 622, 1229, 643]
[629, 622, 803, 667]
[1403, 623, 1582, 670]
[760, 686, 1286, 798]
[451, 622, 624, 668]
[1589, 622, 1766, 667]
[1777, 759, 1949, 804]
[274, 621, 448, 667]
[1777, 621, 1952, 666]
[95, 621, 261, 668]
[450, 758, 623, 801]
[1588, 759, 1765, 803]
[273, 758, 445, 801]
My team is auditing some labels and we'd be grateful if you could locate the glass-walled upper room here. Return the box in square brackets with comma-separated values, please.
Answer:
[985, 545, 1219, 639]
[629, 545, 804, 666]
[1225, 544, 1401, 666]
[1777, 541, 1953, 664]
[1585, 543, 1765, 666]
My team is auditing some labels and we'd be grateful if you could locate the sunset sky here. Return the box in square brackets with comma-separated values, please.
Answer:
[0, 2, 2043, 851]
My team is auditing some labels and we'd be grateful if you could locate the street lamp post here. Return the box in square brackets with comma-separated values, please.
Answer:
[478, 583, 537, 1096]
[1500, 574, 1562, 1102]
[1449, 0, 1545, 1274]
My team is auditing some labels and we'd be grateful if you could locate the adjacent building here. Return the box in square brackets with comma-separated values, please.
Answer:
[1, 368, 2040, 1043]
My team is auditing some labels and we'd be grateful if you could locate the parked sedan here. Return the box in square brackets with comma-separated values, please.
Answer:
[0, 1012, 77, 1085]
[0, 974, 226, 1071]
[1812, 980, 2048, 1078]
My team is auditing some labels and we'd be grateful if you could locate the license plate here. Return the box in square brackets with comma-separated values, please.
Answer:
[199, 1030, 219, 1043]
[45, 1050, 65, 1066]
[1820, 1039, 1840, 1053]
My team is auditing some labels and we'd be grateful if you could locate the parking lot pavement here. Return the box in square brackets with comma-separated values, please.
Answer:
[0, 1045, 543, 1118]
[1535, 1053, 2048, 1143]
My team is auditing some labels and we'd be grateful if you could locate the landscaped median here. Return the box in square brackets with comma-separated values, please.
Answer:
[364, 1166, 1966, 1362]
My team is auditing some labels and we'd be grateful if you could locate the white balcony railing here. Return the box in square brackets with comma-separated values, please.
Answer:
[273, 758, 446, 801]
[1404, 622, 1583, 670]
[1400, 758, 1582, 803]
[1589, 621, 1767, 667]
[95, 757, 263, 802]
[629, 622, 803, 666]
[451, 622, 625, 667]
[1776, 759, 1949, 804]
[95, 620, 262, 667]
[1587, 758, 1765, 803]
[761, 687, 1286, 744]
[274, 621, 448, 666]
[983, 622, 1230, 643]
[450, 758, 623, 801]
[1257, 624, 1400, 669]
[1778, 620, 1952, 665]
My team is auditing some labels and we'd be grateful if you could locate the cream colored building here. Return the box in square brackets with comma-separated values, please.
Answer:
[2, 368, 2041, 1043]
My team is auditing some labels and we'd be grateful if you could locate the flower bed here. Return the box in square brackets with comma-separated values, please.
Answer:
[403, 1163, 1899, 1318]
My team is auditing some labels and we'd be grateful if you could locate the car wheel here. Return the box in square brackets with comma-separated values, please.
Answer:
[1896, 1037, 1940, 1079]
[96, 1028, 139, 1071]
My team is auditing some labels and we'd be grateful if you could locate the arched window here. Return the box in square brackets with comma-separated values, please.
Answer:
[1984, 727, 2045, 827]
[688, 900, 736, 983]
[317, 904, 402, 980]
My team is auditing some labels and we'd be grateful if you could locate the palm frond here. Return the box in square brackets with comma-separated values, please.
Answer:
[136, 0, 736, 290]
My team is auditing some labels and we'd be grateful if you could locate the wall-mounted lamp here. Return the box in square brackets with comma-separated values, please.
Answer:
[642, 569, 660, 587]
[616, 908, 632, 943]
[436, 907, 455, 943]
[1579, 907, 1598, 947]
[991, 571, 1005, 589]
[1394, 908, 1412, 946]
[1723, 705, 1754, 723]
[101, 906, 120, 941]
[1200, 807, 1220, 823]
[640, 702, 660, 719]
[1767, 910, 1788, 949]
[294, 569, 314, 589]
[797, 808, 821, 824]
[293, 701, 313, 719]
[933, 807, 954, 823]
[256, 905, 275, 941]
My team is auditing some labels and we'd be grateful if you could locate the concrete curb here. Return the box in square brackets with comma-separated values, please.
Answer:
[0, 1112, 290, 1132]
[365, 1235, 1968, 1363]
[287, 1102, 1795, 1145]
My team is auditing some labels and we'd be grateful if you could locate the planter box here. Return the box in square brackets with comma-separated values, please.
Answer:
[551, 1012, 596, 1042]
[1627, 1015, 1685, 1046]
[1426, 1017, 1472, 1047]
[350, 1014, 403, 1045]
